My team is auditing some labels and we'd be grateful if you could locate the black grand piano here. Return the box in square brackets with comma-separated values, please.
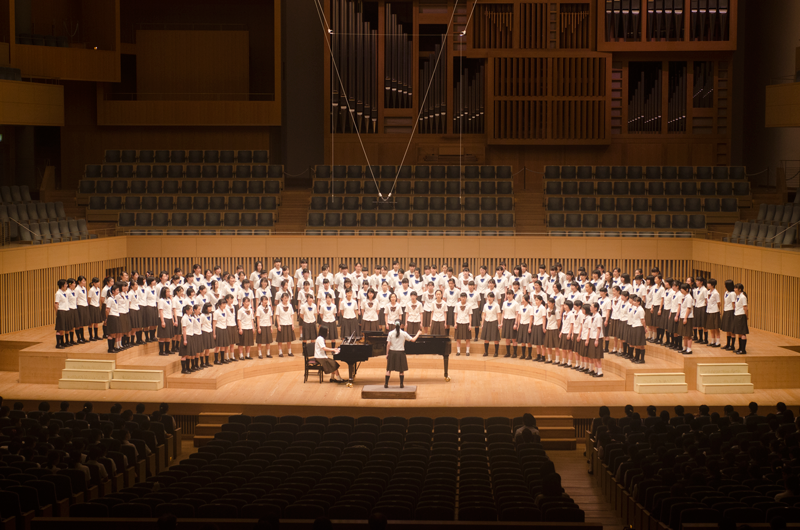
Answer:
[335, 331, 451, 387]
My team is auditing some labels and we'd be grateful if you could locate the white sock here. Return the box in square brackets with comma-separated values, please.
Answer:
[567, 360, 571, 366]
[466, 347, 470, 354]
[457, 346, 461, 354]
[278, 348, 283, 354]
[598, 367, 603, 375]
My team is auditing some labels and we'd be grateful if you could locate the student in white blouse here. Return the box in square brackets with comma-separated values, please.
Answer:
[732, 283, 749, 355]
[312, 327, 344, 383]
[384, 320, 422, 389]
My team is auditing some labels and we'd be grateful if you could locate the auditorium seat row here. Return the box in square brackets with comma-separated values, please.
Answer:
[17, 219, 96, 244]
[308, 212, 514, 229]
[723, 221, 798, 248]
[752, 202, 800, 225]
[545, 180, 750, 197]
[104, 149, 269, 164]
[310, 196, 514, 212]
[0, 185, 34, 204]
[548, 231, 694, 238]
[548, 213, 706, 230]
[89, 196, 279, 212]
[0, 202, 73, 240]
[305, 229, 516, 237]
[79, 179, 281, 196]
[313, 179, 513, 196]
[84, 164, 283, 181]
[547, 197, 738, 213]
[118, 212, 275, 229]
[315, 165, 512, 180]
[544, 165, 745, 180]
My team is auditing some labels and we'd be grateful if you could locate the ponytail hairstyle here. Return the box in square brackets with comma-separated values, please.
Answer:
[393, 320, 402, 339]
[563, 299, 574, 312]
[182, 305, 192, 316]
[552, 282, 562, 294]
[523, 294, 531, 304]
[583, 305, 592, 316]
[724, 279, 735, 293]
[645, 275, 655, 287]
[734, 283, 747, 299]
[621, 273, 631, 285]
[534, 295, 543, 305]
[593, 302, 602, 317]
[202, 303, 213, 315]
[680, 283, 691, 293]
[546, 298, 556, 317]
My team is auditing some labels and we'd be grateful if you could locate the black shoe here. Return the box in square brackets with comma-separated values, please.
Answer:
[735, 350, 746, 355]
[456, 352, 460, 356]
[682, 350, 693, 355]
[466, 352, 469, 356]
[544, 360, 552, 364]
[503, 353, 510, 358]
[483, 353, 488, 357]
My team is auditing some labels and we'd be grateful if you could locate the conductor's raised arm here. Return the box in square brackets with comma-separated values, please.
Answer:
[408, 330, 422, 342]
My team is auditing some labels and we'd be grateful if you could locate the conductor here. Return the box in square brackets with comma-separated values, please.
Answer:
[385, 320, 422, 388]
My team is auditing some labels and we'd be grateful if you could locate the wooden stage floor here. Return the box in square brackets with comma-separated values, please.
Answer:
[2, 325, 800, 418]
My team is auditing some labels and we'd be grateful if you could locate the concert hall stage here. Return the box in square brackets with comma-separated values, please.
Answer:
[2, 324, 800, 421]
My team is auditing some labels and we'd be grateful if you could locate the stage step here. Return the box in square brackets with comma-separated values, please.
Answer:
[199, 412, 238, 424]
[61, 369, 112, 381]
[113, 369, 163, 381]
[540, 438, 577, 450]
[193, 435, 214, 448]
[699, 382, 755, 394]
[537, 426, 576, 438]
[58, 379, 110, 390]
[697, 363, 753, 393]
[109, 379, 164, 390]
[696, 363, 749, 375]
[64, 359, 116, 371]
[193, 412, 239, 446]
[633, 373, 688, 393]
[195, 424, 226, 436]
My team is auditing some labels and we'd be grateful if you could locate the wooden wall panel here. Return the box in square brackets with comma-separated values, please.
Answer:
[136, 30, 249, 97]
[0, 79, 63, 126]
[14, 45, 119, 82]
[97, 100, 280, 127]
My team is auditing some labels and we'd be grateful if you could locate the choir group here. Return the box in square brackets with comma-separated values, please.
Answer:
[53, 259, 752, 377]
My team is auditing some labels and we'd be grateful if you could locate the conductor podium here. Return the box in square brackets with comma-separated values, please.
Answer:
[336, 331, 451, 387]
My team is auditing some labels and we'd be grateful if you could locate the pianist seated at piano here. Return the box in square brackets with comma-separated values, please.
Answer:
[311, 327, 345, 383]
[385, 320, 422, 389]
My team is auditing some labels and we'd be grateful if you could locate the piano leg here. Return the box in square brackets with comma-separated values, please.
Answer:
[443, 353, 451, 382]
[346, 362, 359, 388]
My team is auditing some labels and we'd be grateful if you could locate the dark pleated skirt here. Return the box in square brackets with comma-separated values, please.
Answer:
[517, 325, 533, 345]
[629, 326, 646, 347]
[530, 326, 545, 346]
[106, 315, 120, 335]
[361, 319, 380, 332]
[430, 320, 447, 336]
[386, 350, 408, 372]
[454, 323, 471, 340]
[277, 324, 295, 343]
[128, 309, 141, 329]
[341, 317, 359, 338]
[158, 319, 174, 339]
[680, 317, 694, 338]
[608, 319, 619, 338]
[644, 309, 653, 327]
[301, 321, 317, 341]
[446, 307, 455, 327]
[559, 333, 573, 351]
[656, 308, 669, 329]
[55, 310, 70, 332]
[733, 315, 749, 335]
[317, 358, 340, 374]
[215, 328, 230, 348]
[500, 318, 517, 339]
[378, 309, 386, 327]
[471, 308, 482, 327]
[588, 340, 605, 360]
[77, 306, 91, 327]
[201, 331, 214, 351]
[147, 306, 159, 328]
[705, 311, 721, 330]
[227, 326, 238, 344]
[118, 313, 132, 334]
[668, 312, 680, 334]
[694, 306, 707, 328]
[422, 311, 432, 328]
[91, 305, 105, 325]
[481, 322, 500, 342]
[721, 309, 735, 333]
[256, 327, 273, 345]
[544, 329, 560, 348]
[319, 321, 338, 340]
[238, 329, 254, 347]
[405, 322, 420, 336]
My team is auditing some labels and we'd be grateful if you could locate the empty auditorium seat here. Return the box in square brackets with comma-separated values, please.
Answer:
[447, 181, 463, 195]
[596, 181, 612, 195]
[546, 182, 561, 195]
[328, 197, 343, 210]
[576, 166, 592, 179]
[105, 150, 121, 163]
[107, 197, 123, 211]
[583, 213, 599, 228]
[394, 213, 409, 227]
[632, 198, 648, 211]
[362, 196, 376, 210]
[125, 197, 141, 210]
[651, 197, 667, 211]
[580, 198, 596, 211]
[627, 166, 642, 179]
[645, 167, 661, 180]
[561, 166, 576, 179]
[654, 214, 670, 228]
[664, 181, 680, 195]
[343, 197, 359, 210]
[733, 182, 750, 195]
[228, 197, 244, 210]
[611, 166, 626, 179]
[681, 181, 697, 195]
[672, 214, 688, 229]
[89, 197, 105, 210]
[445, 213, 461, 228]
[565, 214, 581, 228]
[630, 181, 645, 195]
[429, 213, 444, 227]
[598, 198, 614, 211]
[158, 197, 174, 210]
[616, 198, 632, 211]
[636, 214, 652, 228]
[446, 197, 461, 210]
[430, 181, 446, 194]
[564, 198, 579, 211]
[619, 214, 634, 228]
[446, 166, 461, 179]
[678, 166, 694, 179]
[414, 181, 429, 194]
[79, 180, 95, 194]
[547, 198, 563, 211]
[214, 181, 229, 194]
[602, 214, 617, 228]
[118, 213, 135, 227]
[345, 180, 361, 194]
[464, 181, 480, 194]
[170, 165, 184, 179]
[545, 166, 559, 179]
[549, 214, 565, 227]
[690, 214, 706, 229]
[668, 198, 684, 212]
[662, 167, 677, 179]
[481, 214, 497, 228]
[141, 197, 157, 210]
[686, 198, 701, 212]
[415, 166, 429, 179]
[729, 166, 745, 179]
[497, 197, 512, 210]
[595, 166, 610, 179]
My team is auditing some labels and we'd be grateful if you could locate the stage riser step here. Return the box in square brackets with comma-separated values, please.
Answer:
[199, 412, 238, 425]
[633, 373, 686, 385]
[537, 427, 576, 438]
[541, 439, 577, 450]
[61, 369, 112, 381]
[698, 374, 752, 385]
[193, 435, 214, 448]
[696, 363, 749, 375]
[109, 380, 163, 391]
[699, 383, 755, 394]
[634, 383, 689, 394]
[532, 416, 574, 428]
[65, 359, 116, 371]
[195, 424, 225, 436]
[113, 369, 163, 381]
[58, 379, 110, 390]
